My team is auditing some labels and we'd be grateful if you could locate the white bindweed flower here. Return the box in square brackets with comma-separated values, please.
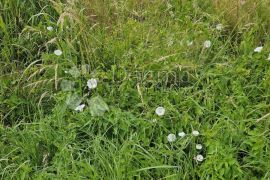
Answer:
[74, 104, 85, 112]
[216, 24, 223, 31]
[203, 40, 211, 48]
[254, 46, 263, 53]
[155, 107, 165, 116]
[196, 144, 203, 150]
[195, 154, 204, 162]
[267, 53, 270, 61]
[178, 132, 186, 138]
[54, 49, 62, 56]
[47, 26, 53, 31]
[87, 78, 98, 89]
[187, 40, 193, 46]
[240, 0, 246, 5]
[167, 133, 176, 142]
[192, 130, 200, 136]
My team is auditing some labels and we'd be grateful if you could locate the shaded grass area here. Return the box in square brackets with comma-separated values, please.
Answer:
[1, 0, 270, 179]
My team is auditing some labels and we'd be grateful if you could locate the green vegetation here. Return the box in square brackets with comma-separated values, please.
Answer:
[1, 0, 270, 179]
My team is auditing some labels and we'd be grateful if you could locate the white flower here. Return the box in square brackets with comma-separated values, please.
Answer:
[203, 40, 211, 48]
[178, 132, 186, 138]
[155, 107, 165, 116]
[54, 49, 62, 56]
[167, 133, 176, 142]
[87, 78, 98, 89]
[187, 40, 193, 46]
[240, 0, 246, 5]
[74, 104, 85, 112]
[267, 53, 270, 61]
[254, 46, 263, 53]
[192, 130, 200, 136]
[216, 24, 223, 31]
[47, 26, 53, 31]
[196, 144, 203, 150]
[195, 154, 204, 162]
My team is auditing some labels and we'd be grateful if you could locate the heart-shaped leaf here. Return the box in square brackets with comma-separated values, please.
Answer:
[66, 93, 82, 109]
[61, 80, 75, 91]
[87, 96, 109, 116]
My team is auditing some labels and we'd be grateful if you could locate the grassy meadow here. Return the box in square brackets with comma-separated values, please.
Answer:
[1, 0, 270, 179]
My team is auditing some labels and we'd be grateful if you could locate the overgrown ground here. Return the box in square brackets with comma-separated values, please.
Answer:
[1, 0, 270, 179]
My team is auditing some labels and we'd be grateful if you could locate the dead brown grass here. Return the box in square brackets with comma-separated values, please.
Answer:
[82, 0, 270, 36]
[213, 0, 270, 29]
[83, 0, 117, 26]
[83, 0, 160, 27]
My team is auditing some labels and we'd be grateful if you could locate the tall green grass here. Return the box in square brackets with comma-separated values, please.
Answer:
[1, 0, 270, 179]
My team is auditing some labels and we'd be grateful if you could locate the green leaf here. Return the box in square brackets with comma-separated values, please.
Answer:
[66, 93, 82, 109]
[60, 80, 75, 91]
[87, 96, 109, 116]
[67, 66, 80, 78]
